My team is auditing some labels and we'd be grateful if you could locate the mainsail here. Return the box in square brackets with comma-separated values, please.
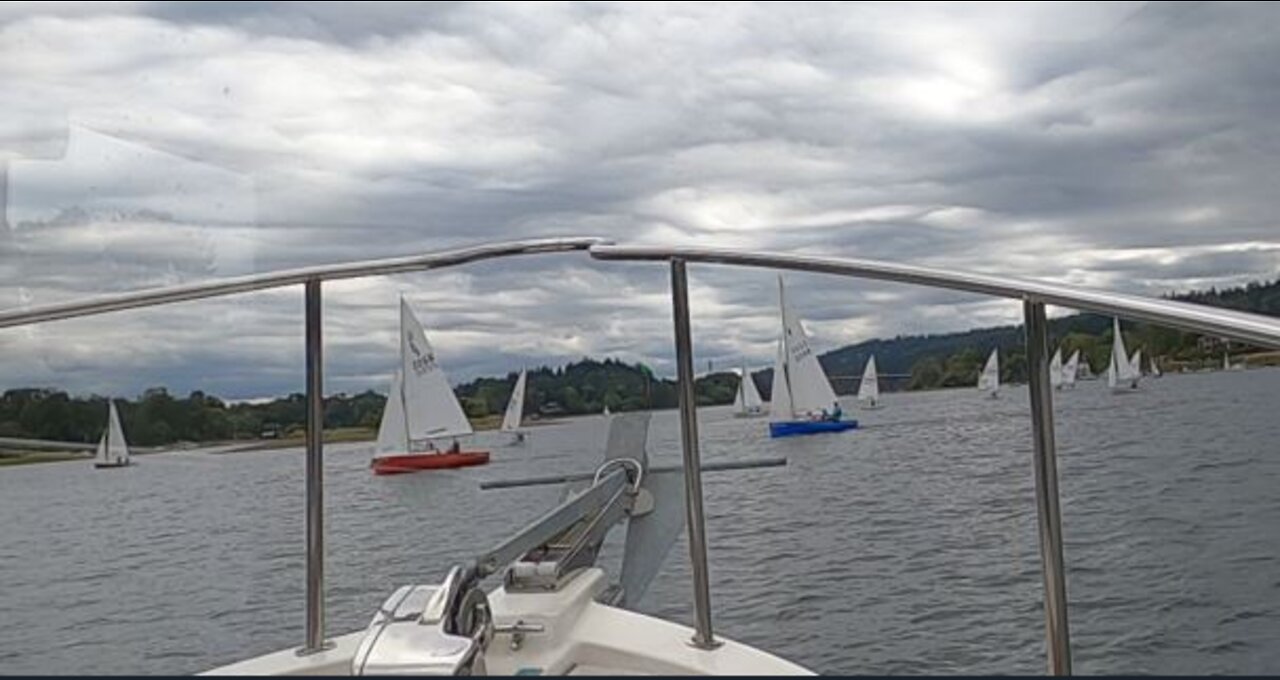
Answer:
[857, 355, 880, 405]
[1107, 317, 1139, 388]
[733, 363, 763, 414]
[771, 276, 840, 420]
[1049, 349, 1063, 388]
[398, 299, 473, 445]
[376, 370, 408, 454]
[977, 348, 1000, 395]
[95, 400, 130, 466]
[500, 369, 528, 432]
[1062, 350, 1080, 387]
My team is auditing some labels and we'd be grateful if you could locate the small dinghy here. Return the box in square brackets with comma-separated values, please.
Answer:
[93, 400, 131, 469]
[370, 299, 489, 475]
[857, 354, 883, 410]
[978, 348, 1000, 399]
[1061, 350, 1080, 389]
[768, 276, 856, 438]
[499, 369, 528, 445]
[733, 361, 765, 418]
[1108, 317, 1141, 393]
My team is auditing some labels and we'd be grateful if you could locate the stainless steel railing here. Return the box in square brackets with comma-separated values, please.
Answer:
[589, 243, 1280, 675]
[4, 237, 1279, 673]
[0, 236, 606, 655]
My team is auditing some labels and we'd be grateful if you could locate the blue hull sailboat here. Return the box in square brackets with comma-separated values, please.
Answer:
[768, 276, 857, 438]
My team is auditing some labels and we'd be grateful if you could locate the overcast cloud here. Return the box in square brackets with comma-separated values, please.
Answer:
[2, 1, 1279, 399]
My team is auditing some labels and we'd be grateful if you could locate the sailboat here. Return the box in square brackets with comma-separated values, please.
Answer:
[93, 400, 131, 469]
[1061, 350, 1080, 389]
[733, 363, 765, 418]
[768, 276, 856, 438]
[1149, 356, 1162, 378]
[857, 355, 882, 409]
[500, 369, 528, 444]
[1107, 317, 1140, 392]
[370, 299, 490, 475]
[1049, 348, 1063, 390]
[977, 348, 1000, 398]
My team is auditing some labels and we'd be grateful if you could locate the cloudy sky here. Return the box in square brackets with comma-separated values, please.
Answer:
[2, 1, 1279, 400]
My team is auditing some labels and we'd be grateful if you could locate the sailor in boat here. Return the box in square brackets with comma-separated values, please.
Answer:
[447, 440, 462, 455]
[830, 401, 843, 422]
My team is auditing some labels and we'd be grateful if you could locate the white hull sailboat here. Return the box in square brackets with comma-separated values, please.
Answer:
[370, 299, 489, 475]
[500, 369, 529, 444]
[1107, 317, 1141, 392]
[93, 400, 131, 469]
[978, 348, 1000, 399]
[857, 354, 883, 409]
[732, 362, 765, 418]
[768, 276, 856, 437]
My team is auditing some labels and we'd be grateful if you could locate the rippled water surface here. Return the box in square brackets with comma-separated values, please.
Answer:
[3, 369, 1279, 674]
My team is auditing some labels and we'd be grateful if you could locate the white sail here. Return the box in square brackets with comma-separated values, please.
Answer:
[769, 338, 794, 421]
[857, 355, 880, 405]
[1062, 351, 1080, 387]
[977, 348, 1000, 395]
[1108, 317, 1139, 388]
[500, 369, 527, 432]
[96, 400, 130, 466]
[400, 299, 473, 443]
[1224, 352, 1230, 371]
[376, 370, 409, 454]
[774, 277, 840, 419]
[1128, 349, 1143, 378]
[1150, 356, 1162, 377]
[1049, 349, 1063, 388]
[734, 364, 763, 414]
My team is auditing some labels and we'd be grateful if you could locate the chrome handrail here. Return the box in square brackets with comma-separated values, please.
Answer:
[590, 243, 1280, 675]
[0, 236, 605, 656]
[0, 237, 609, 329]
[589, 244, 1280, 349]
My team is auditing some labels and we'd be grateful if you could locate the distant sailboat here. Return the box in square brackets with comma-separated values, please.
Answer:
[768, 276, 856, 438]
[857, 355, 882, 409]
[1149, 356, 1162, 378]
[500, 369, 528, 444]
[733, 362, 765, 418]
[977, 348, 1000, 398]
[1061, 350, 1080, 389]
[371, 299, 490, 475]
[93, 400, 131, 469]
[603, 405, 611, 416]
[1049, 349, 1063, 389]
[1107, 317, 1140, 392]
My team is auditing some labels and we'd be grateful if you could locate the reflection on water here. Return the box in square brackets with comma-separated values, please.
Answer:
[2, 370, 1279, 674]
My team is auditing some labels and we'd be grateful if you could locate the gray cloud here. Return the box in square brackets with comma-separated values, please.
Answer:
[2, 1, 1279, 399]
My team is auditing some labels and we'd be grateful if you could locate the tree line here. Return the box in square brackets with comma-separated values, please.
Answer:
[2, 275, 1275, 447]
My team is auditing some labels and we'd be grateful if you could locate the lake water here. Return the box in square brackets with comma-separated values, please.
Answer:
[2, 369, 1278, 674]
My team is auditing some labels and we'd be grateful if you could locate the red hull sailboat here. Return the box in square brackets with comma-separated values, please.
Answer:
[371, 450, 490, 475]
[370, 298, 489, 475]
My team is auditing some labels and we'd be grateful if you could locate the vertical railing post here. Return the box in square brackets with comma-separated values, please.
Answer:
[669, 258, 720, 650]
[300, 279, 331, 654]
[1024, 300, 1072, 674]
